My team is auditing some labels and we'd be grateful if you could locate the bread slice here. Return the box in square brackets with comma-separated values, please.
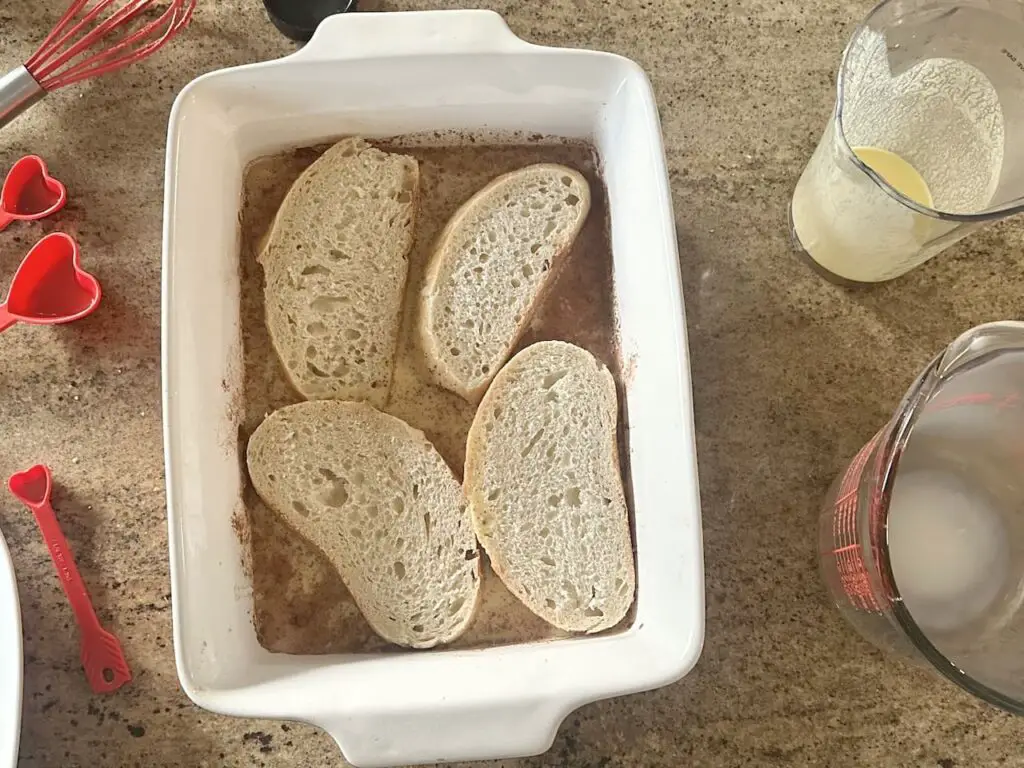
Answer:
[419, 164, 591, 403]
[246, 400, 481, 649]
[464, 341, 635, 633]
[259, 137, 419, 407]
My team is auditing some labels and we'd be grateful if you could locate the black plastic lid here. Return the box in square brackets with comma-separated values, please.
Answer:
[263, 0, 358, 43]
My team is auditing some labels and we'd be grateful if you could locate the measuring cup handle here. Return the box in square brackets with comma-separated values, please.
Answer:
[0, 212, 13, 232]
[0, 304, 16, 333]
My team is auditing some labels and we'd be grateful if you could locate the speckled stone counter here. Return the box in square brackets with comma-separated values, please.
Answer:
[2, 0, 1023, 766]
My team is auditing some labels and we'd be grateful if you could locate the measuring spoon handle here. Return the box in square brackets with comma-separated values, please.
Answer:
[30, 499, 103, 635]
[0, 303, 16, 333]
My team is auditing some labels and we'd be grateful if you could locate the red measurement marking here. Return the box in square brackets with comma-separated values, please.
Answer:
[830, 430, 884, 613]
[831, 544, 860, 554]
[930, 393, 994, 410]
[831, 391, 1024, 614]
[930, 391, 1023, 412]
[998, 392, 1021, 409]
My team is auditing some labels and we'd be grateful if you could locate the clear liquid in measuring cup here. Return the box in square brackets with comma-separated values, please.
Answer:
[886, 386, 1024, 646]
[888, 468, 1009, 634]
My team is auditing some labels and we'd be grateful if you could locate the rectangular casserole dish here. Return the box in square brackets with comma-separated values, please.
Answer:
[162, 10, 704, 767]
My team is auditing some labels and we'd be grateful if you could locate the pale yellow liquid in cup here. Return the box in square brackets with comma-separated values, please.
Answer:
[853, 146, 933, 207]
[792, 144, 940, 281]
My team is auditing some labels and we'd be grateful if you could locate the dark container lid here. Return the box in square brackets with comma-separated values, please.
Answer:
[263, 0, 358, 43]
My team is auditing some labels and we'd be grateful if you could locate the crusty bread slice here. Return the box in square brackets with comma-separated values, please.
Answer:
[464, 341, 635, 633]
[259, 137, 419, 407]
[246, 400, 481, 649]
[419, 164, 590, 403]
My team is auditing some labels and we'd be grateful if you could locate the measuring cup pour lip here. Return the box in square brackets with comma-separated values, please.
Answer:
[833, 0, 1024, 224]
[870, 323, 1024, 715]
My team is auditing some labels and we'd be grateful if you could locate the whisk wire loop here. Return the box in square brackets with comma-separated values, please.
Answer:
[25, 0, 195, 91]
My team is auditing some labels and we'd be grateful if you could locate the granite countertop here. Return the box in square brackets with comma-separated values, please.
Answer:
[1, 0, 1023, 766]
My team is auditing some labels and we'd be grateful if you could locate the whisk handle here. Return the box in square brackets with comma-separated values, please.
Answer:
[0, 67, 46, 131]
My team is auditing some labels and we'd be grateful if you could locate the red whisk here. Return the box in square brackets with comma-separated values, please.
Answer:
[0, 0, 196, 130]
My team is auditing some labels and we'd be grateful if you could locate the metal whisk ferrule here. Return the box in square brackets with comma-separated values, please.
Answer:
[0, 68, 46, 130]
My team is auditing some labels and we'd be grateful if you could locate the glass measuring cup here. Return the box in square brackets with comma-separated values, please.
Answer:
[820, 321, 1024, 711]
[791, 0, 1024, 283]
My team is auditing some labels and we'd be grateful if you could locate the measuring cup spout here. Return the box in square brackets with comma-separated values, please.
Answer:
[938, 321, 1024, 377]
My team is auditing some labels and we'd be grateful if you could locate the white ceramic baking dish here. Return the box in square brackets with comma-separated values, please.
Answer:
[162, 10, 703, 767]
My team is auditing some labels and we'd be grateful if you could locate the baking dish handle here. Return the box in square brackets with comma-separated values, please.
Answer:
[292, 9, 534, 62]
[317, 700, 569, 768]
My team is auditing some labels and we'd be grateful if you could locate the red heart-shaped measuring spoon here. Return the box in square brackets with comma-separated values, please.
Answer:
[8, 465, 131, 694]
[0, 156, 67, 232]
[0, 233, 101, 334]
